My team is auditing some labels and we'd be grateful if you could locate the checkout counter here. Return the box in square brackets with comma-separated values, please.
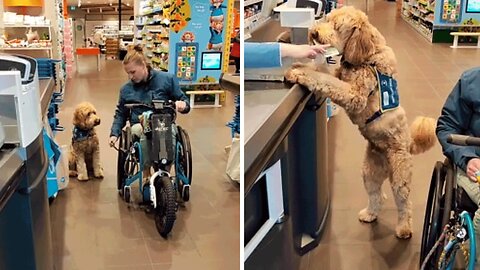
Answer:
[244, 81, 330, 269]
[0, 54, 55, 270]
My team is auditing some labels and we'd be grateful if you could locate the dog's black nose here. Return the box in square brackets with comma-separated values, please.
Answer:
[95, 119, 101, 125]
[310, 31, 319, 41]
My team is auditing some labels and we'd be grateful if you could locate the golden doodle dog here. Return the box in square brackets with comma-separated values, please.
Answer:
[285, 6, 437, 239]
[68, 102, 104, 181]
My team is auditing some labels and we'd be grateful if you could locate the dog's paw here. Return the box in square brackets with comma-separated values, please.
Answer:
[358, 208, 378, 223]
[284, 68, 308, 85]
[291, 61, 309, 69]
[77, 173, 89, 181]
[94, 168, 104, 179]
[395, 224, 413, 239]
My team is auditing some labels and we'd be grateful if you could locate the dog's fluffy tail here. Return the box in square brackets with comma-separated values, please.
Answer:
[409, 116, 437, 155]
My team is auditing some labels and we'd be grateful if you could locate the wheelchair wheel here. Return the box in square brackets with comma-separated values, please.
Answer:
[419, 160, 454, 269]
[177, 126, 192, 183]
[117, 127, 133, 196]
[176, 126, 192, 202]
[154, 176, 177, 238]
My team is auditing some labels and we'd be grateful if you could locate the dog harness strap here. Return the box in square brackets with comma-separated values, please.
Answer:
[72, 127, 92, 142]
[365, 66, 400, 125]
[365, 111, 383, 124]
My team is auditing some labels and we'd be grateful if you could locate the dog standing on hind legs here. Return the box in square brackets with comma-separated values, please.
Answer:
[284, 6, 437, 239]
[69, 102, 104, 181]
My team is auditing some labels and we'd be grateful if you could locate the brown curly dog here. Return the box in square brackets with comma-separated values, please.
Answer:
[285, 6, 437, 239]
[68, 102, 104, 181]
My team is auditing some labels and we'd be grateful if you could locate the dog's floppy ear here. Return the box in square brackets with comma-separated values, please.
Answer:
[72, 107, 83, 128]
[343, 26, 375, 66]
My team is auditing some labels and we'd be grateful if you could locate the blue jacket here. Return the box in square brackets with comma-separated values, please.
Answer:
[110, 68, 190, 137]
[244, 42, 282, 69]
[437, 67, 480, 171]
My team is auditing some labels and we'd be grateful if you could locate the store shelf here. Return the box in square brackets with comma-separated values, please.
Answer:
[136, 0, 170, 72]
[401, 13, 432, 41]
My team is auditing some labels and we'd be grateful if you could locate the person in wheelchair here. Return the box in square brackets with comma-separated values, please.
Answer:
[109, 45, 190, 172]
[437, 66, 480, 267]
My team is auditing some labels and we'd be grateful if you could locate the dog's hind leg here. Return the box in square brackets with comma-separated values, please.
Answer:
[359, 144, 388, 223]
[387, 149, 413, 239]
[92, 148, 104, 178]
[68, 148, 78, 177]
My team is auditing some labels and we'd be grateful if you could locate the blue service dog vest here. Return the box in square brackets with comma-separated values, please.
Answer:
[365, 66, 400, 124]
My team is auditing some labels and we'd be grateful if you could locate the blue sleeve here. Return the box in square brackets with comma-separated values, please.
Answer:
[436, 72, 477, 171]
[244, 42, 282, 68]
[110, 87, 127, 137]
[169, 75, 191, 113]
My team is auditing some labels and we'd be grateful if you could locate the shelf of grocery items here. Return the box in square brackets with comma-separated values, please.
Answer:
[105, 38, 119, 60]
[401, 13, 433, 41]
[401, 0, 435, 41]
[401, 0, 480, 43]
[135, 0, 170, 71]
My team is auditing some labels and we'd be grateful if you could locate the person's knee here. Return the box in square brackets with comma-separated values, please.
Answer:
[131, 123, 144, 139]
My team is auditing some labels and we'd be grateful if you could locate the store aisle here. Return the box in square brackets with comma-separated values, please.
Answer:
[299, 1, 480, 270]
[49, 59, 239, 270]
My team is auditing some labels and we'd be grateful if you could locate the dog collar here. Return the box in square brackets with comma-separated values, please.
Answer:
[72, 127, 93, 142]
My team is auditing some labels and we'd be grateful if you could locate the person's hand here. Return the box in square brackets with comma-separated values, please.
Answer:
[109, 136, 118, 148]
[175, 101, 187, 112]
[466, 158, 480, 183]
[280, 43, 331, 59]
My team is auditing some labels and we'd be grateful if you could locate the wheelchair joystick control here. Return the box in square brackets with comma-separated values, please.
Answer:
[475, 171, 480, 184]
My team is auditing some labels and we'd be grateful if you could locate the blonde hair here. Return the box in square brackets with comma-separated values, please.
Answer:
[123, 44, 148, 66]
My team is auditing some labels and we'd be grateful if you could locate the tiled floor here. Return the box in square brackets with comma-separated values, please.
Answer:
[298, 0, 480, 269]
[49, 59, 239, 269]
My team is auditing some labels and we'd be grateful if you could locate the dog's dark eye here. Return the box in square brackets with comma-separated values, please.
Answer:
[88, 112, 93, 116]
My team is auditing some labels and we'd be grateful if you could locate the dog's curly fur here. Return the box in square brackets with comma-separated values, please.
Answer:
[68, 102, 103, 181]
[285, 6, 437, 239]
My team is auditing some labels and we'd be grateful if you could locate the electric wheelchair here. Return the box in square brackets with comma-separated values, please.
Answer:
[420, 135, 480, 270]
[115, 100, 192, 237]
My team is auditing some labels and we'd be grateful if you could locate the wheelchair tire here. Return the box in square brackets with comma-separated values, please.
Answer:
[420, 161, 453, 269]
[177, 126, 192, 184]
[182, 185, 190, 202]
[117, 127, 133, 195]
[154, 176, 177, 238]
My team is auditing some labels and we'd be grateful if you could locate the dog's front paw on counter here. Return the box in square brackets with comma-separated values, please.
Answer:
[94, 168, 104, 179]
[77, 174, 89, 181]
[284, 67, 308, 85]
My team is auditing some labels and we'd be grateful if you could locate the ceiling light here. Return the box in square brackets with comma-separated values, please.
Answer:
[77, 0, 81, 7]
